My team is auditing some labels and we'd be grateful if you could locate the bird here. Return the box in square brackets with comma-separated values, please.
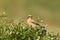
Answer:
[26, 15, 43, 28]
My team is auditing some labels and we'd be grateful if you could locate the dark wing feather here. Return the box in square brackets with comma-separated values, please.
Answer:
[32, 22, 45, 28]
[31, 22, 40, 26]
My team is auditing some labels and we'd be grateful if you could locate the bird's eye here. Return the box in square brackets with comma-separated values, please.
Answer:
[27, 15, 32, 18]
[27, 16, 30, 18]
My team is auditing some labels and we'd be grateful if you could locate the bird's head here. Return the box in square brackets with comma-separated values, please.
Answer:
[27, 15, 32, 19]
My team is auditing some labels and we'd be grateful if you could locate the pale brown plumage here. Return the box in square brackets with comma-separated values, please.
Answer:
[27, 15, 41, 28]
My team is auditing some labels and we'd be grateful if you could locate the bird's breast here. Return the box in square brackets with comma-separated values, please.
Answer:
[27, 19, 32, 25]
[27, 19, 36, 27]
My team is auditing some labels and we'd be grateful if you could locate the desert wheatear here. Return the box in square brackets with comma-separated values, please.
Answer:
[27, 15, 41, 28]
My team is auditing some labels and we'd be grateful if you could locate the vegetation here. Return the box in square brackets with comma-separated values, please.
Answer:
[0, 14, 60, 40]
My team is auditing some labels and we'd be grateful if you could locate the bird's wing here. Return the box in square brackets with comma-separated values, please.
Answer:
[31, 21, 40, 26]
[31, 21, 45, 28]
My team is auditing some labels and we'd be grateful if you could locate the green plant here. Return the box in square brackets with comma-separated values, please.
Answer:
[0, 14, 60, 40]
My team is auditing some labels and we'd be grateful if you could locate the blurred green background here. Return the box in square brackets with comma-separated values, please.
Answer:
[0, 0, 60, 32]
